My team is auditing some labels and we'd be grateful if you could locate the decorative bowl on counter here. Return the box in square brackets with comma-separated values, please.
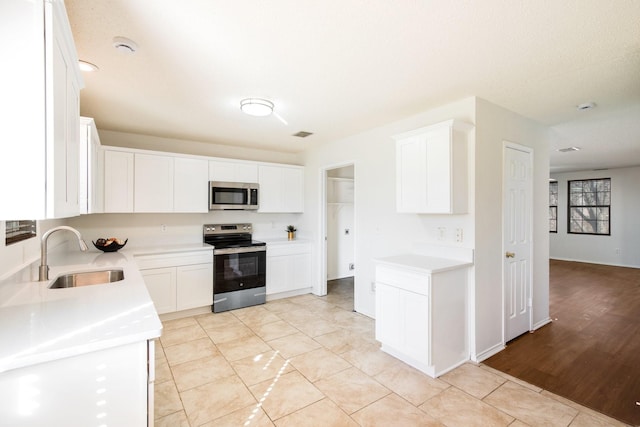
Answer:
[93, 238, 128, 252]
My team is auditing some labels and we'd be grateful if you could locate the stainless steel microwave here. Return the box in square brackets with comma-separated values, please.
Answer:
[209, 181, 259, 210]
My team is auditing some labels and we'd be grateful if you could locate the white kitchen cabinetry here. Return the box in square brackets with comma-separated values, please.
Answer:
[266, 241, 312, 298]
[258, 164, 304, 213]
[209, 159, 259, 183]
[1, 0, 83, 219]
[137, 250, 213, 315]
[134, 152, 174, 212]
[79, 117, 103, 214]
[394, 119, 473, 214]
[0, 340, 152, 427]
[374, 255, 470, 378]
[104, 150, 134, 213]
[175, 157, 209, 212]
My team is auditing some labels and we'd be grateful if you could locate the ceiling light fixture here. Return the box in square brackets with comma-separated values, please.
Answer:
[240, 98, 274, 117]
[78, 60, 99, 72]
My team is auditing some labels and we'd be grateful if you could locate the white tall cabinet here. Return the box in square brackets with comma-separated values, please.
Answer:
[0, 0, 83, 219]
[394, 119, 473, 214]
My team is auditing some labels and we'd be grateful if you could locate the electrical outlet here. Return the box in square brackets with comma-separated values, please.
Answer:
[437, 227, 445, 241]
[455, 228, 463, 242]
[161, 224, 166, 232]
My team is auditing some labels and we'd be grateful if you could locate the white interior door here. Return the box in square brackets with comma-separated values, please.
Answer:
[503, 144, 533, 341]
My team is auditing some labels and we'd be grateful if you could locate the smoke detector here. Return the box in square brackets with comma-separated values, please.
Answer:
[113, 37, 138, 55]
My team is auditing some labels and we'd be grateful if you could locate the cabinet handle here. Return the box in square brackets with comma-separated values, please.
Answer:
[505, 251, 515, 258]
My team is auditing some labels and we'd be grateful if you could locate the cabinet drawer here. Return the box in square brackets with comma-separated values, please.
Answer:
[135, 251, 212, 269]
[267, 243, 311, 257]
[375, 265, 430, 296]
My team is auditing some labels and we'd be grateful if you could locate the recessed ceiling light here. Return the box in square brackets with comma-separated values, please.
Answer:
[576, 102, 596, 111]
[78, 60, 99, 72]
[240, 98, 274, 117]
[557, 146, 581, 152]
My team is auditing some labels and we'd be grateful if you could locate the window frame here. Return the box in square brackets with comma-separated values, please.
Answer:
[567, 178, 611, 236]
[5, 220, 37, 245]
[549, 181, 558, 233]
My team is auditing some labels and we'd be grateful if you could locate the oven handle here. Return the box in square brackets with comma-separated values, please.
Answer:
[214, 246, 266, 255]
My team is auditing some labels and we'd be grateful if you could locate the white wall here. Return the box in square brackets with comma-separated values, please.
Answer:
[550, 166, 640, 268]
[473, 98, 550, 359]
[301, 97, 477, 318]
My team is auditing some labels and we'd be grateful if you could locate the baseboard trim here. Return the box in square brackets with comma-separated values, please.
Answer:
[471, 342, 505, 363]
[550, 257, 639, 269]
[532, 317, 553, 331]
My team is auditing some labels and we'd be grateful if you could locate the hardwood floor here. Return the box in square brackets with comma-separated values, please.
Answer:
[485, 259, 640, 426]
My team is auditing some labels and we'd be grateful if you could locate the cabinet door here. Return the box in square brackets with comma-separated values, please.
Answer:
[79, 117, 103, 214]
[266, 255, 290, 295]
[46, 0, 82, 219]
[258, 165, 304, 213]
[174, 157, 208, 212]
[375, 282, 401, 349]
[141, 267, 176, 314]
[396, 135, 428, 213]
[290, 253, 311, 289]
[176, 263, 213, 311]
[209, 159, 258, 183]
[104, 150, 134, 212]
[401, 290, 430, 363]
[134, 153, 174, 212]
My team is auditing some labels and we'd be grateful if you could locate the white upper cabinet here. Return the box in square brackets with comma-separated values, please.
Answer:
[174, 157, 209, 213]
[79, 117, 103, 214]
[394, 119, 473, 214]
[134, 153, 174, 213]
[258, 164, 304, 213]
[104, 150, 134, 213]
[0, 0, 83, 219]
[209, 159, 258, 183]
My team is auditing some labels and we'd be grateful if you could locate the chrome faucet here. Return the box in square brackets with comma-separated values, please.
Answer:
[39, 226, 89, 281]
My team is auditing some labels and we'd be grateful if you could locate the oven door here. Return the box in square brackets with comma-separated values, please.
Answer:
[214, 247, 266, 294]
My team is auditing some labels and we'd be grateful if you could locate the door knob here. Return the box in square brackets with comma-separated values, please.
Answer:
[505, 252, 515, 258]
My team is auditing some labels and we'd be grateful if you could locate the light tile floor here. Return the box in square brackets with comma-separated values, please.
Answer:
[154, 282, 629, 427]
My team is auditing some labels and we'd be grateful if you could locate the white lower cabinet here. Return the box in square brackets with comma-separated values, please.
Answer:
[375, 259, 469, 378]
[266, 242, 311, 298]
[137, 250, 213, 315]
[0, 340, 152, 427]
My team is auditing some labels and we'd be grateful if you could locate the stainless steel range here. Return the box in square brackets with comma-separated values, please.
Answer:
[203, 223, 266, 312]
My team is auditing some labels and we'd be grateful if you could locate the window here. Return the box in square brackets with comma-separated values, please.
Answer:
[549, 181, 558, 233]
[568, 178, 610, 235]
[5, 220, 37, 245]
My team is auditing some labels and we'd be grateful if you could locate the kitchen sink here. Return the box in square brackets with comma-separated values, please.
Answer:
[49, 269, 124, 289]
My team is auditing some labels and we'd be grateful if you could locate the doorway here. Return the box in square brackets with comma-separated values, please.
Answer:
[321, 163, 355, 309]
[503, 143, 533, 341]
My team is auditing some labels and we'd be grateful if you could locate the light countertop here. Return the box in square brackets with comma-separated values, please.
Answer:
[0, 244, 211, 374]
[374, 254, 473, 274]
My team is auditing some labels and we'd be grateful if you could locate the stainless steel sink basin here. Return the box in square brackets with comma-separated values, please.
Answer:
[49, 269, 124, 289]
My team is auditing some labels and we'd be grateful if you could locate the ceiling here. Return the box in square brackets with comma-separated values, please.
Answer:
[65, 0, 640, 173]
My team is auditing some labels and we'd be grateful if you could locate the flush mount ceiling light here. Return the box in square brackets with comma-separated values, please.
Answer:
[78, 60, 99, 72]
[113, 36, 138, 55]
[240, 98, 274, 117]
